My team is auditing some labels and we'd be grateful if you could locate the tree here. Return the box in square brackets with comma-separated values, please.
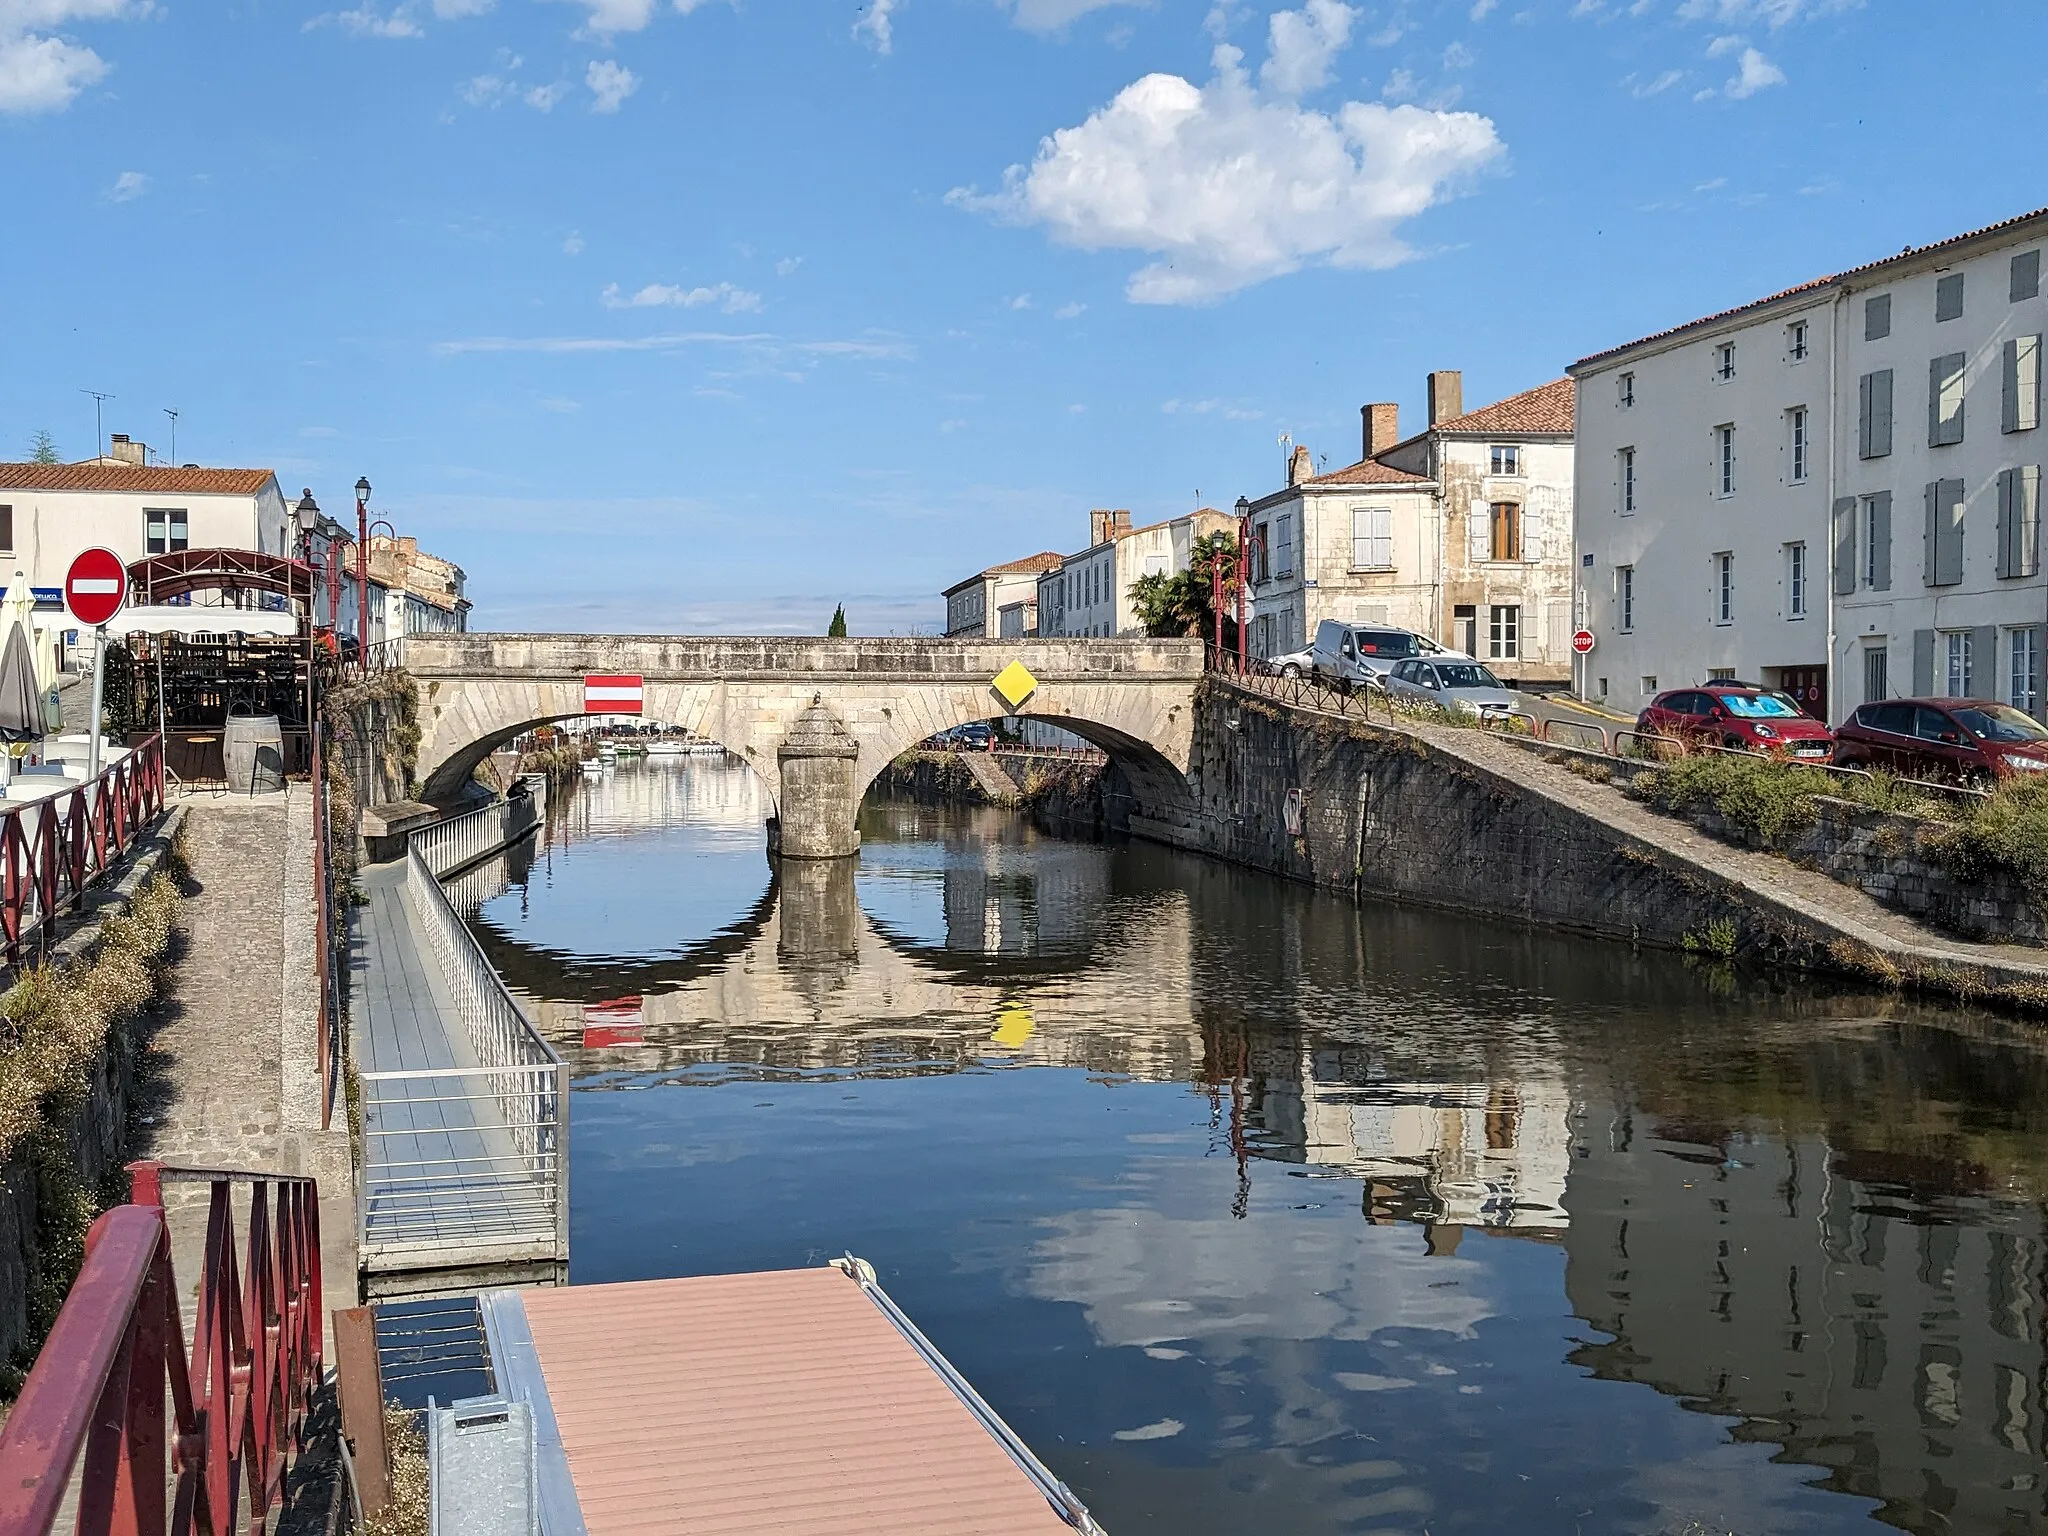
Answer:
[827, 604, 848, 637]
[29, 429, 59, 464]
[1129, 532, 1238, 642]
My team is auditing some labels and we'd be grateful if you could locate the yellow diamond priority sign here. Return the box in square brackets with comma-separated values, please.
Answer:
[991, 660, 1038, 710]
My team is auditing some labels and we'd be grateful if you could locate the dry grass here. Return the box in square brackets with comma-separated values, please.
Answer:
[363, 1406, 429, 1536]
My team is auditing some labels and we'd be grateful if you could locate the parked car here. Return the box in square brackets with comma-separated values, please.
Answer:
[1635, 686, 1834, 759]
[937, 722, 994, 750]
[1268, 645, 1315, 679]
[1831, 697, 2048, 784]
[1309, 620, 1465, 690]
[1384, 658, 1519, 721]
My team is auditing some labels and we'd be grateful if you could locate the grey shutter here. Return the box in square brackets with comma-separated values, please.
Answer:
[1871, 491, 1892, 590]
[1866, 294, 1891, 340]
[1924, 481, 1940, 586]
[1971, 627, 1997, 697]
[1933, 478, 1966, 586]
[2023, 466, 2042, 577]
[2019, 335, 2042, 431]
[1936, 273, 1965, 322]
[2004, 339, 2022, 434]
[2014, 250, 2041, 302]
[1913, 629, 1937, 695]
[1930, 353, 1966, 446]
[1832, 496, 1857, 595]
[1857, 373, 1873, 458]
[1997, 467, 2017, 578]
[1870, 368, 1893, 457]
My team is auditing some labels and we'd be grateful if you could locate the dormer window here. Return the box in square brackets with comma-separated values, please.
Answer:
[1715, 343, 1736, 381]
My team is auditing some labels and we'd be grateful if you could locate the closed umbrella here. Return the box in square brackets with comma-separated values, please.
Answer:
[0, 622, 44, 743]
[0, 573, 54, 732]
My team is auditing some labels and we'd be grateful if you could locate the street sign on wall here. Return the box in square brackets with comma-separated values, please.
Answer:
[63, 547, 128, 628]
[583, 675, 644, 715]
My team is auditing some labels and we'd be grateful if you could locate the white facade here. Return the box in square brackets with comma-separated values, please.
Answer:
[943, 555, 1058, 638]
[1036, 507, 1234, 638]
[1573, 207, 2048, 721]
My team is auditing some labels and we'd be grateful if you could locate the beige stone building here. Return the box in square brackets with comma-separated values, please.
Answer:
[1245, 372, 1577, 683]
[1035, 506, 1236, 638]
[941, 552, 1062, 637]
[367, 533, 471, 635]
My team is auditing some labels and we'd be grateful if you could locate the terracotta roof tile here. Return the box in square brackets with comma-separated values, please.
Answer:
[984, 551, 1064, 575]
[0, 463, 277, 496]
[1300, 457, 1431, 488]
[1428, 378, 1574, 436]
[1572, 204, 2048, 370]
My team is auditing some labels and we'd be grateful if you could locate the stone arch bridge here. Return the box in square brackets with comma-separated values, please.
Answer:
[403, 634, 1206, 856]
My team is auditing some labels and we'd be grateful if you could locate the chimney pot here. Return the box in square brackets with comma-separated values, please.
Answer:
[1362, 403, 1400, 459]
[1427, 370, 1464, 428]
[1287, 444, 1314, 487]
[108, 434, 146, 466]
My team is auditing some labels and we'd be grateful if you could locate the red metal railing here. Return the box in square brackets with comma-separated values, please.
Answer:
[0, 1163, 324, 1536]
[0, 735, 166, 970]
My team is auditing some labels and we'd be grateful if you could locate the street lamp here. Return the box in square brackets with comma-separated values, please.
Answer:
[354, 477, 372, 668]
[1232, 496, 1256, 674]
[295, 490, 321, 752]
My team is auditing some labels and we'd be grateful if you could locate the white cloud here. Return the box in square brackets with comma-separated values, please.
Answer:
[1678, 0, 1856, 25]
[1054, 301, 1086, 318]
[1007, 293, 1033, 310]
[1004, 0, 1139, 32]
[1469, 0, 1496, 16]
[1161, 397, 1263, 419]
[853, 0, 897, 53]
[600, 280, 763, 313]
[950, 41, 1500, 304]
[433, 0, 493, 13]
[563, 230, 586, 255]
[1723, 44, 1783, 95]
[524, 81, 568, 109]
[435, 330, 913, 360]
[0, 0, 131, 111]
[311, 4, 425, 37]
[1705, 31, 1743, 54]
[1261, 0, 1354, 95]
[938, 418, 967, 433]
[564, 0, 658, 31]
[1629, 68, 1681, 95]
[1380, 66, 1415, 101]
[1441, 39, 1472, 68]
[585, 58, 637, 111]
[105, 168, 147, 201]
[774, 256, 803, 276]
[539, 396, 581, 413]
[1693, 175, 1727, 190]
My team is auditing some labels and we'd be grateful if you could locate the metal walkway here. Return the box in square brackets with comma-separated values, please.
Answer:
[351, 837, 566, 1281]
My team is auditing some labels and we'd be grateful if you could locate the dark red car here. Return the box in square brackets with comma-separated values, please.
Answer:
[1831, 697, 2048, 784]
[1636, 686, 1835, 760]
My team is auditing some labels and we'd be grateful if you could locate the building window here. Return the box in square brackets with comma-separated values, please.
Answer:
[1946, 630, 1973, 696]
[1620, 448, 1636, 514]
[1865, 645, 1889, 704]
[1930, 352, 1966, 445]
[1619, 372, 1635, 408]
[1618, 565, 1635, 632]
[1350, 506, 1392, 569]
[1715, 343, 1736, 381]
[1715, 551, 1734, 624]
[144, 508, 188, 555]
[1935, 272, 1964, 323]
[1490, 445, 1522, 476]
[1489, 604, 1520, 660]
[1707, 667, 1738, 681]
[1641, 675, 1658, 694]
[1788, 320, 1809, 361]
[1787, 542, 1807, 617]
[1789, 407, 1809, 483]
[1865, 293, 1892, 341]
[1717, 426, 1736, 496]
[1489, 502, 1523, 562]
[0, 506, 11, 551]
[2012, 628, 2041, 716]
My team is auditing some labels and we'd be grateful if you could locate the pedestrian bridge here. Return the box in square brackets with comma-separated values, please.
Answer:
[403, 634, 1206, 855]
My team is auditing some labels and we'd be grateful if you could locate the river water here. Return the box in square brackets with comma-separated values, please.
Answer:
[466, 756, 2048, 1536]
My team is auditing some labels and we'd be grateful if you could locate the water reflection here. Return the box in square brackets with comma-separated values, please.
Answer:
[461, 757, 2048, 1536]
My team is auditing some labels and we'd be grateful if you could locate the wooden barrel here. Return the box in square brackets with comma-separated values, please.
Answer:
[223, 714, 284, 794]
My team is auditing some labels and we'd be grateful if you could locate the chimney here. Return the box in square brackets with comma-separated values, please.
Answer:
[1361, 403, 1400, 459]
[1090, 508, 1132, 545]
[1287, 444, 1314, 487]
[108, 433, 146, 466]
[1426, 371, 1463, 428]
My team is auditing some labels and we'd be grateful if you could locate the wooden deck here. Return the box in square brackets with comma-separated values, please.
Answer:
[478, 1265, 1098, 1535]
[352, 861, 563, 1275]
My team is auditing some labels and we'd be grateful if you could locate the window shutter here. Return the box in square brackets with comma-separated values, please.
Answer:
[2014, 250, 2042, 303]
[1929, 354, 1966, 446]
[2005, 339, 2022, 434]
[1998, 467, 2016, 578]
[1913, 629, 1936, 695]
[2020, 335, 2043, 432]
[1857, 373, 1873, 458]
[1866, 294, 1891, 341]
[1937, 478, 1966, 586]
[1871, 369, 1893, 457]
[1832, 496, 1856, 595]
[1936, 273, 1964, 322]
[1871, 491, 1892, 591]
[2023, 466, 2042, 577]
[1971, 627, 1998, 696]
[1467, 499, 1489, 564]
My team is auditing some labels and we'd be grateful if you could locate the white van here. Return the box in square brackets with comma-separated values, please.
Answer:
[1309, 620, 1465, 690]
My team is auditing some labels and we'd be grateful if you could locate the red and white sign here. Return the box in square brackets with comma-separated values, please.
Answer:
[583, 674, 644, 715]
[1571, 628, 1597, 656]
[63, 547, 128, 628]
[581, 996, 645, 1048]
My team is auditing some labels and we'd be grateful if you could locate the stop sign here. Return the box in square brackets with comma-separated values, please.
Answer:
[1571, 628, 1596, 655]
[64, 547, 128, 628]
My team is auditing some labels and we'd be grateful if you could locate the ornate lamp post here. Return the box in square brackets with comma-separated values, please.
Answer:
[354, 477, 371, 667]
[294, 490, 321, 750]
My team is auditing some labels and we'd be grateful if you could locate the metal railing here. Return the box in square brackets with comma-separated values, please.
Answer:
[0, 1162, 323, 1536]
[408, 780, 545, 881]
[0, 734, 166, 970]
[354, 843, 566, 1266]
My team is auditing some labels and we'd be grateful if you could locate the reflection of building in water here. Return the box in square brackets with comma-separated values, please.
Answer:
[548, 757, 768, 846]
[1565, 1114, 2048, 1534]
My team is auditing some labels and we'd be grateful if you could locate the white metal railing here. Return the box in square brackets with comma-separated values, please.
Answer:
[409, 776, 546, 879]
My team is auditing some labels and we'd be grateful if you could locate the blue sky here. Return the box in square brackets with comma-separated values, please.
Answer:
[0, 0, 2038, 633]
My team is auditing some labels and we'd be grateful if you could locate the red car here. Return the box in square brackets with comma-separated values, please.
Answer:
[1636, 686, 1834, 760]
[1830, 697, 2048, 784]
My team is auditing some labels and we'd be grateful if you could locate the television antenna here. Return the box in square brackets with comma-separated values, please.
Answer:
[164, 408, 179, 465]
[81, 389, 114, 461]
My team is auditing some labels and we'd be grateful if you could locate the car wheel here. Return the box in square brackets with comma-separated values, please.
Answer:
[1723, 735, 1746, 753]
[1281, 663, 1301, 680]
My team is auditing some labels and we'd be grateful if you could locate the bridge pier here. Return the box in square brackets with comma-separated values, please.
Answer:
[775, 697, 862, 860]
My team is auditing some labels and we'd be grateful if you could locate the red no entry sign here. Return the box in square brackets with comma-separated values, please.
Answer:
[63, 547, 128, 627]
[1571, 628, 1597, 656]
[583, 675, 644, 715]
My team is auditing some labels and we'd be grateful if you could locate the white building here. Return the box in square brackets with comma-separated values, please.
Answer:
[1572, 205, 2048, 721]
[1245, 373, 1577, 683]
[942, 552, 1061, 638]
[1035, 507, 1235, 638]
